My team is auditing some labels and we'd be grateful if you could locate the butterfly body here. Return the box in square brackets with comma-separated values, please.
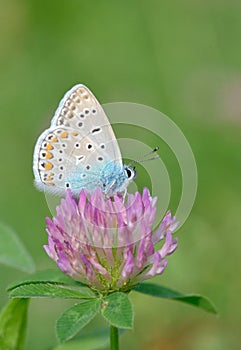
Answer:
[33, 84, 135, 197]
[65, 161, 133, 196]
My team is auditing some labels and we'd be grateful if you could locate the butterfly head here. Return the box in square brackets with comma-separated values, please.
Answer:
[99, 162, 136, 197]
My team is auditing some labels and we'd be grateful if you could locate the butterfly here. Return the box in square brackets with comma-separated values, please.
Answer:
[33, 84, 136, 197]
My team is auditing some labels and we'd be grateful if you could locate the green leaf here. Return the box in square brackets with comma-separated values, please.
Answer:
[56, 299, 101, 342]
[133, 283, 217, 314]
[101, 292, 133, 329]
[52, 327, 109, 350]
[8, 269, 80, 291]
[7, 269, 82, 291]
[0, 222, 35, 273]
[0, 298, 29, 350]
[8, 269, 96, 300]
[9, 282, 96, 300]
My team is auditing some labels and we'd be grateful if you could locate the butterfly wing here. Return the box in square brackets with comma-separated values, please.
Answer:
[33, 84, 123, 195]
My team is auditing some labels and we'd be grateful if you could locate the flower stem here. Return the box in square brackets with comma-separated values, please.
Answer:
[110, 325, 119, 350]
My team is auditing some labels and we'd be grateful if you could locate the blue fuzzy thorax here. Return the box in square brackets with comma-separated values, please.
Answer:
[99, 162, 130, 196]
[66, 160, 134, 197]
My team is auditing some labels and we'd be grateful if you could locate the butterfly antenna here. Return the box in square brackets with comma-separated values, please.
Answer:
[128, 146, 159, 166]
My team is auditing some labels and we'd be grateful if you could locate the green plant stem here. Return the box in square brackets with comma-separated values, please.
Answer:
[110, 325, 119, 350]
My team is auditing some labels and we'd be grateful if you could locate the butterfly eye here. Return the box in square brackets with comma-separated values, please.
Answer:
[125, 167, 136, 180]
[126, 168, 132, 178]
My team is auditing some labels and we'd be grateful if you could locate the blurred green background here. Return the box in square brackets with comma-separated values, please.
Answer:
[0, 0, 240, 349]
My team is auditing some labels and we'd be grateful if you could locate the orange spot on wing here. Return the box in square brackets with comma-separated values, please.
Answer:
[46, 143, 53, 150]
[50, 136, 58, 142]
[60, 131, 68, 138]
[45, 162, 53, 170]
[46, 173, 54, 182]
[71, 131, 79, 136]
[46, 152, 53, 159]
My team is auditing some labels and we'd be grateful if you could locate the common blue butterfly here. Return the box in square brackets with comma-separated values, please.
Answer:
[33, 84, 136, 197]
